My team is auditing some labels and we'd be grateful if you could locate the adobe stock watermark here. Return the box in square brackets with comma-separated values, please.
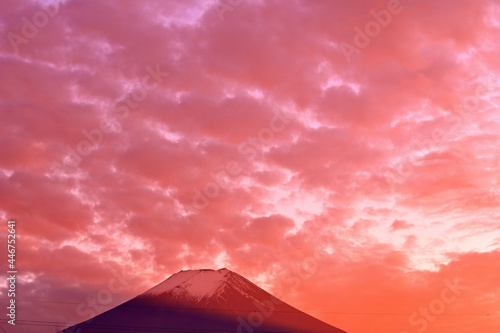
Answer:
[191, 109, 295, 210]
[54, 65, 168, 173]
[204, 0, 243, 21]
[341, 0, 404, 63]
[55, 267, 137, 333]
[7, 2, 59, 54]
[236, 246, 333, 332]
[401, 278, 466, 333]
[384, 76, 499, 186]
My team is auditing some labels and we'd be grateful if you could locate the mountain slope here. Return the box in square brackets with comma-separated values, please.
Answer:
[61, 268, 347, 333]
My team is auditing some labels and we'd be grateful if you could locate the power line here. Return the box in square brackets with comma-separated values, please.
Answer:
[0, 313, 497, 333]
[1, 318, 297, 332]
[0, 298, 499, 316]
[0, 312, 497, 333]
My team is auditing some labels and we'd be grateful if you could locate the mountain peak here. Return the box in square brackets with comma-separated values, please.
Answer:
[62, 268, 347, 333]
[141, 268, 232, 300]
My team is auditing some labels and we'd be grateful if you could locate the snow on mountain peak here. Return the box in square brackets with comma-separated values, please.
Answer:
[142, 268, 232, 300]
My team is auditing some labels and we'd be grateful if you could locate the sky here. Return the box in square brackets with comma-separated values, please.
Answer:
[0, 0, 499, 332]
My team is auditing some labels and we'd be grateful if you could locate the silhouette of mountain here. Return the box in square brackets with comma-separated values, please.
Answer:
[61, 268, 346, 333]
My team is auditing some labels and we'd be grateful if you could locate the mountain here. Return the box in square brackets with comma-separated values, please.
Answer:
[61, 268, 346, 333]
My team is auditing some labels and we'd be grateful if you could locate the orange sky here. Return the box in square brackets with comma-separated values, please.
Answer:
[0, 0, 499, 332]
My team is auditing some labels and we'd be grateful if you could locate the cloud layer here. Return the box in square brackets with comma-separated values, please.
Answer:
[0, 0, 499, 332]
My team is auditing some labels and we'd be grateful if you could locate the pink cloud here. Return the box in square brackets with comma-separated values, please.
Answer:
[0, 0, 499, 332]
[390, 219, 414, 231]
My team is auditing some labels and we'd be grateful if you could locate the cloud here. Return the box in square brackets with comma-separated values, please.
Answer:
[390, 219, 414, 232]
[0, 0, 499, 332]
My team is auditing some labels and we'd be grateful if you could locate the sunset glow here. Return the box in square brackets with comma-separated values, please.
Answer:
[1, 0, 499, 332]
